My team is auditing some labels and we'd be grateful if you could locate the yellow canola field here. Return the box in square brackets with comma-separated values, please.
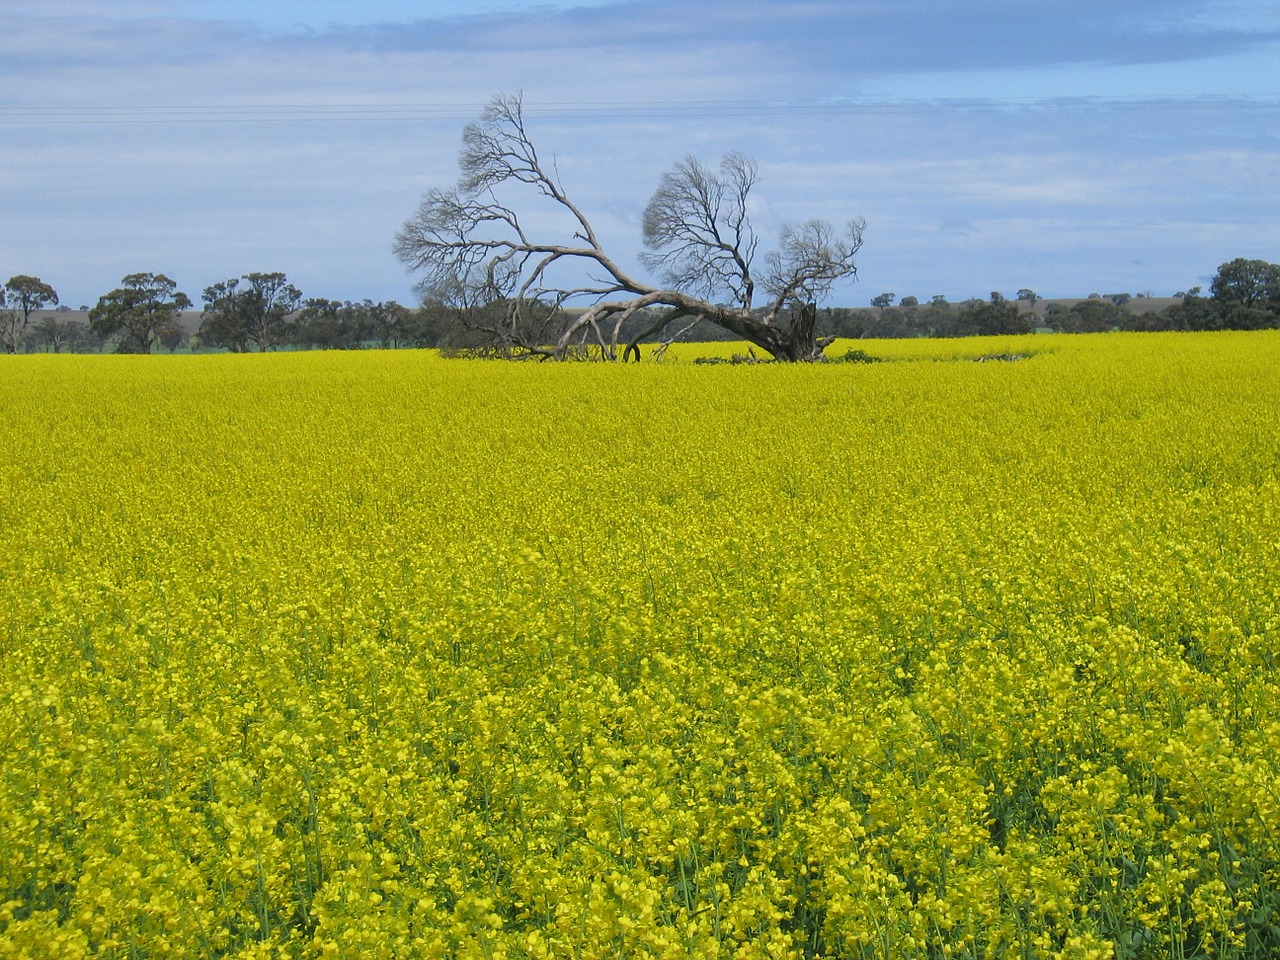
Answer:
[1, 332, 1279, 959]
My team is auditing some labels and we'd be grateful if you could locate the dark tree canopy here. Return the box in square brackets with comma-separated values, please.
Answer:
[1044, 299, 1128, 334]
[88, 273, 192, 354]
[199, 279, 252, 352]
[2, 275, 59, 354]
[291, 298, 420, 350]
[943, 293, 1033, 337]
[1210, 258, 1280, 311]
[1134, 259, 1280, 332]
[199, 273, 302, 352]
[395, 93, 864, 361]
[293, 298, 359, 350]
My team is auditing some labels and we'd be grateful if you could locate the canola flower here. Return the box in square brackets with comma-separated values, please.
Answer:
[1, 331, 1279, 959]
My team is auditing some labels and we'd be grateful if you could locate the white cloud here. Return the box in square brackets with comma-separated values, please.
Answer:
[1, 0, 1277, 307]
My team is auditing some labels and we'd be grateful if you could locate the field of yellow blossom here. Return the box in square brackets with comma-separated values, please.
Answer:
[2, 332, 1279, 959]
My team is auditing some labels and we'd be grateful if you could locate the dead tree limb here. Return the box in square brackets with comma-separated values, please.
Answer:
[395, 93, 864, 361]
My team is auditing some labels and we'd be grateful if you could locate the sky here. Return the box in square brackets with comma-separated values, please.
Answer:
[2, 0, 1279, 310]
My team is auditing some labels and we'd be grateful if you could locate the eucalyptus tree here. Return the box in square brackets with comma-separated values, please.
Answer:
[395, 93, 864, 361]
[1, 275, 59, 354]
[200, 273, 302, 352]
[88, 273, 192, 354]
[34, 316, 87, 353]
[1210, 258, 1280, 314]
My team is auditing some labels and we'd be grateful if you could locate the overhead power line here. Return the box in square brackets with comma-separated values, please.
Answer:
[0, 95, 1273, 126]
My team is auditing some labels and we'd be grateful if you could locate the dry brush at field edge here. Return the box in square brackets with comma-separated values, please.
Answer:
[1, 332, 1279, 959]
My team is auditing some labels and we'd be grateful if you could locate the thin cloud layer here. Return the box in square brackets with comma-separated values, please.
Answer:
[8, 1, 1279, 97]
[1, 0, 1277, 308]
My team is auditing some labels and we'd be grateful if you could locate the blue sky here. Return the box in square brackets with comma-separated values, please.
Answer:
[2, 0, 1278, 310]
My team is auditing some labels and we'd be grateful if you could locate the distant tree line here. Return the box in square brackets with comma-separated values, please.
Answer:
[3, 258, 1278, 355]
[821, 292, 1036, 340]
[1, 275, 60, 353]
[840, 259, 1280, 339]
[522, 258, 1280, 347]
[0, 271, 451, 354]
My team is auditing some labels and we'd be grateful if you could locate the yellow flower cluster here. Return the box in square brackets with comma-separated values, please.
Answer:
[2, 332, 1279, 958]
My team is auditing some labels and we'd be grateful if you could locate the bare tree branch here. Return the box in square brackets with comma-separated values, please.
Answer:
[640, 152, 758, 312]
[763, 219, 866, 318]
[395, 93, 864, 361]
